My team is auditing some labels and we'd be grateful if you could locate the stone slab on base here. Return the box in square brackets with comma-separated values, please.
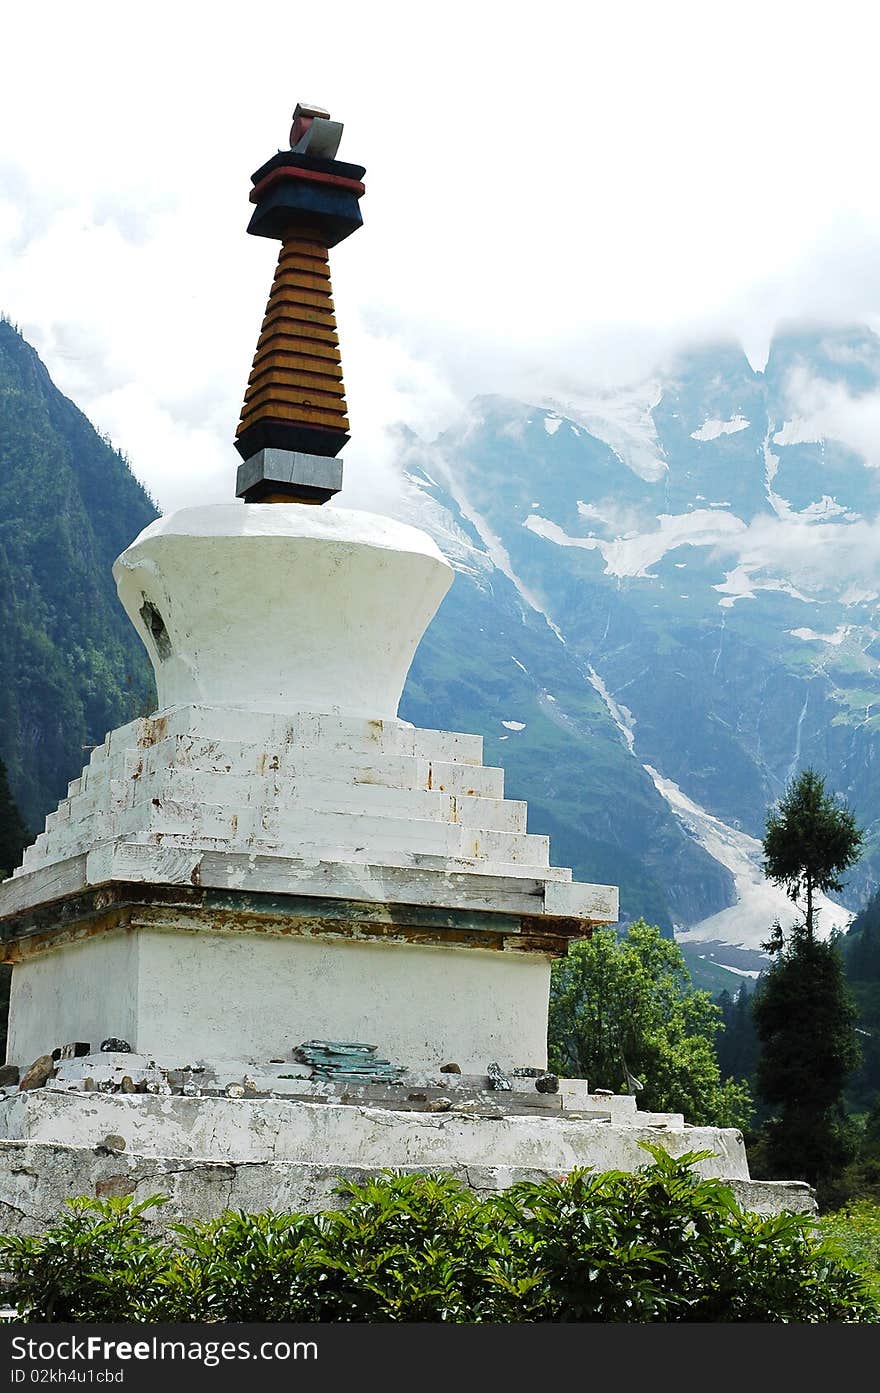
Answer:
[0, 1139, 816, 1238]
[0, 1087, 749, 1176]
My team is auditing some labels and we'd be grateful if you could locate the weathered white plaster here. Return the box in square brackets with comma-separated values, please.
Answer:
[7, 928, 551, 1074]
[0, 1089, 750, 1177]
[6, 935, 138, 1066]
[0, 1140, 816, 1237]
[5, 706, 617, 924]
[113, 504, 453, 719]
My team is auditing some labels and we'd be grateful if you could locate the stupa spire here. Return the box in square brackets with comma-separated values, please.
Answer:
[235, 102, 366, 504]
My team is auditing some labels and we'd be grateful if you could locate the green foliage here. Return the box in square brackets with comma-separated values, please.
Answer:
[753, 929, 860, 1192]
[0, 755, 27, 879]
[823, 1097, 880, 1208]
[0, 759, 27, 1058]
[845, 888, 880, 980]
[1, 1156, 876, 1323]
[751, 771, 864, 1195]
[755, 936, 859, 1114]
[819, 1201, 880, 1301]
[0, 1194, 173, 1322]
[715, 984, 759, 1087]
[843, 888, 880, 1111]
[548, 921, 752, 1128]
[763, 768, 863, 940]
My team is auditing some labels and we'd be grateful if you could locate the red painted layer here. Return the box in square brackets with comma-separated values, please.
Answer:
[250, 166, 366, 204]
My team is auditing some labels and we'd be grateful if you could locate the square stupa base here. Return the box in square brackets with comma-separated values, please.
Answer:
[5, 919, 552, 1074]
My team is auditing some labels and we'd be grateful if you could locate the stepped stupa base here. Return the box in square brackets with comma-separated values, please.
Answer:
[2, 704, 616, 1072]
[0, 1052, 815, 1233]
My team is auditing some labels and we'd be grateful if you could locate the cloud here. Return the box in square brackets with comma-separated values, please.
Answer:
[728, 514, 880, 591]
[782, 367, 880, 469]
[4, 1, 880, 513]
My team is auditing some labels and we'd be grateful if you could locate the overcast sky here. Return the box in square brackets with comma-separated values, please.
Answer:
[2, 0, 880, 513]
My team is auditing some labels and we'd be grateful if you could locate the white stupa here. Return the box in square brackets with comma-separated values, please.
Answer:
[0, 108, 811, 1228]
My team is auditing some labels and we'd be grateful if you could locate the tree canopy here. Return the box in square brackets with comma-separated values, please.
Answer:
[548, 920, 751, 1129]
[762, 768, 863, 942]
[753, 770, 863, 1192]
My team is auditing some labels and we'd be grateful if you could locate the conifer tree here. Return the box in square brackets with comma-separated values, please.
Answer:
[762, 768, 862, 945]
[753, 769, 863, 1191]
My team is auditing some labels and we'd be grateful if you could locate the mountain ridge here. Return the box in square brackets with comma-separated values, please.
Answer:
[387, 325, 880, 968]
[0, 317, 157, 828]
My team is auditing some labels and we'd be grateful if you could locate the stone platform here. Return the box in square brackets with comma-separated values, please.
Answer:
[0, 1052, 815, 1232]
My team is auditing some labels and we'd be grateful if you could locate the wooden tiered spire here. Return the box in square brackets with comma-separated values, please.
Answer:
[235, 104, 365, 504]
[237, 235, 349, 478]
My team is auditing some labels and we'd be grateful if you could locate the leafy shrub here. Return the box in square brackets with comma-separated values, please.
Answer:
[820, 1201, 880, 1301]
[0, 1194, 174, 1322]
[1, 1150, 876, 1323]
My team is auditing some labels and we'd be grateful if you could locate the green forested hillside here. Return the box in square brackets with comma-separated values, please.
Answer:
[0, 755, 27, 879]
[844, 891, 880, 1112]
[0, 317, 157, 832]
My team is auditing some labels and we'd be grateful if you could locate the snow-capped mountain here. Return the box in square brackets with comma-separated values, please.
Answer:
[393, 326, 880, 985]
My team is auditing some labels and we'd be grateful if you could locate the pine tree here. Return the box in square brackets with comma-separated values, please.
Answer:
[845, 888, 880, 980]
[753, 769, 863, 1191]
[762, 767, 863, 944]
[842, 888, 880, 1109]
[718, 983, 759, 1083]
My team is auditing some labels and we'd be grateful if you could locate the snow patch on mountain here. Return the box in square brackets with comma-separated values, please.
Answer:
[690, 416, 750, 441]
[395, 469, 493, 583]
[431, 458, 568, 646]
[543, 415, 562, 436]
[524, 509, 745, 579]
[545, 381, 668, 482]
[842, 584, 880, 605]
[645, 764, 853, 947]
[789, 624, 851, 645]
[799, 496, 854, 520]
[587, 667, 636, 752]
[712, 963, 761, 980]
[577, 501, 610, 524]
[713, 564, 815, 609]
[773, 418, 822, 446]
[762, 427, 793, 519]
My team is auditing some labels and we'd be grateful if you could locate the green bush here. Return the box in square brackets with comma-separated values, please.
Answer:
[820, 1201, 880, 1302]
[1, 1150, 876, 1323]
[548, 923, 753, 1129]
